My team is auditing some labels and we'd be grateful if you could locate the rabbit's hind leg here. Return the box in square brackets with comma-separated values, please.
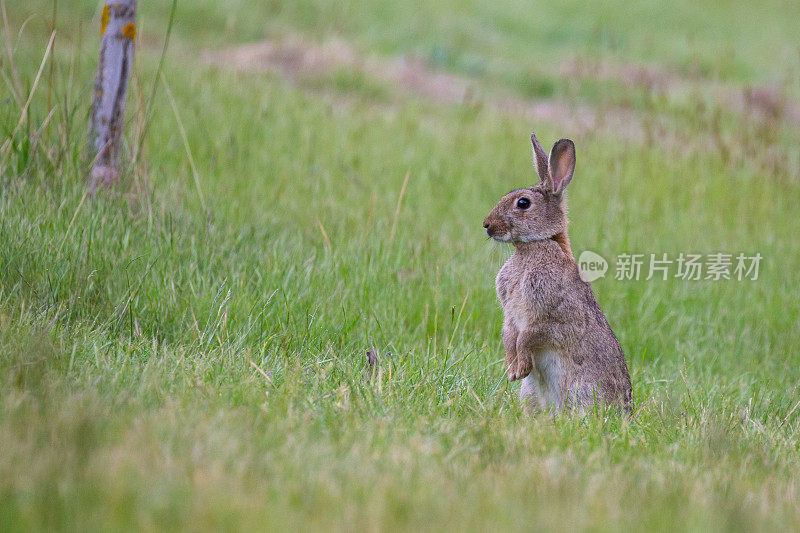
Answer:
[567, 383, 624, 416]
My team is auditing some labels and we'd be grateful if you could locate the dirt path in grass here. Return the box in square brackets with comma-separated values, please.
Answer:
[200, 36, 640, 139]
[560, 57, 800, 127]
[200, 33, 800, 170]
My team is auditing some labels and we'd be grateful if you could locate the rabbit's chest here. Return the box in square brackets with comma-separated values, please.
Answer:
[496, 265, 524, 322]
[496, 263, 551, 322]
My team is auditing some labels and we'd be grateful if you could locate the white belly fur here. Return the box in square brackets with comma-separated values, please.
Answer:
[535, 349, 564, 406]
[521, 349, 565, 410]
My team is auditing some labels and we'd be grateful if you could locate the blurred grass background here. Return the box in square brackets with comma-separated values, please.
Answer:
[2, 0, 800, 530]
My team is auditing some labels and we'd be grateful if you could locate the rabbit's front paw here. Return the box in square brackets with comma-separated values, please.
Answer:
[511, 357, 533, 381]
[507, 364, 519, 381]
[508, 357, 532, 381]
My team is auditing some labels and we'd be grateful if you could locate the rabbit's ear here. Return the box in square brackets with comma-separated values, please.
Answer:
[548, 139, 575, 194]
[531, 133, 550, 186]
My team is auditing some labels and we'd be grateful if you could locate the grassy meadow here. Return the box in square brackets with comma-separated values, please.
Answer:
[2, 0, 800, 529]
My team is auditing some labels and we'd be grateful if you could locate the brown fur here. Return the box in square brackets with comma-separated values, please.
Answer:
[550, 231, 572, 258]
[483, 134, 632, 414]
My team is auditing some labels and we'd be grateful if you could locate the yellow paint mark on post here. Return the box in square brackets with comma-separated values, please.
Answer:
[121, 22, 136, 41]
[101, 5, 109, 35]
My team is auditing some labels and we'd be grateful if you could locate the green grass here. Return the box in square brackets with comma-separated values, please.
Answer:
[2, 0, 800, 530]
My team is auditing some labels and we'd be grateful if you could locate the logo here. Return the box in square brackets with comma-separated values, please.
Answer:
[578, 250, 608, 282]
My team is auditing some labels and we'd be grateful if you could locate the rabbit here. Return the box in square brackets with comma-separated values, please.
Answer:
[483, 133, 632, 414]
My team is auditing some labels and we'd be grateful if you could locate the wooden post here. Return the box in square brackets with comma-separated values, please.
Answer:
[88, 0, 137, 191]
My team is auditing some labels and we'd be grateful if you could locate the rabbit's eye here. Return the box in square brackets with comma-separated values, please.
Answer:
[516, 198, 531, 210]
